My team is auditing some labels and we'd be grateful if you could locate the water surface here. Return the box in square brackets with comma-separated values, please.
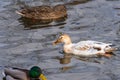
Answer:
[0, 0, 120, 80]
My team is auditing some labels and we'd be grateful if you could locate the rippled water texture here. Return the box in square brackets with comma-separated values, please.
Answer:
[0, 0, 120, 80]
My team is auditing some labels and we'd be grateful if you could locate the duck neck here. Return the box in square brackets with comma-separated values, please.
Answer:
[63, 40, 72, 54]
[64, 39, 72, 45]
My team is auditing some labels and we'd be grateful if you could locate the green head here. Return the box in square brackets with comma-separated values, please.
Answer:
[29, 66, 47, 80]
[29, 66, 42, 78]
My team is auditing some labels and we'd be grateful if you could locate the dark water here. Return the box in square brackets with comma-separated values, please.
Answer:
[0, 0, 120, 80]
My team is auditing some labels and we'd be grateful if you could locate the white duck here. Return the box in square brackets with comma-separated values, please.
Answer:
[53, 34, 116, 57]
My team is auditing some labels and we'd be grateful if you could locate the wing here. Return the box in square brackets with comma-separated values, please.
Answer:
[73, 42, 91, 51]
[71, 43, 99, 56]
[4, 67, 28, 80]
[73, 40, 112, 51]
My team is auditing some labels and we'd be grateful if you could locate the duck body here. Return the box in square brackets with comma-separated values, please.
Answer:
[16, 4, 67, 20]
[3, 67, 29, 80]
[3, 66, 47, 80]
[53, 34, 116, 57]
[64, 40, 113, 56]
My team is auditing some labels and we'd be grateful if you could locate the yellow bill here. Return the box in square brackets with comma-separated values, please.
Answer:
[39, 74, 47, 80]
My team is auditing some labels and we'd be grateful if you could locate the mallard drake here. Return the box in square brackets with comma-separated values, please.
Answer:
[16, 4, 67, 20]
[53, 34, 116, 57]
[2, 66, 47, 80]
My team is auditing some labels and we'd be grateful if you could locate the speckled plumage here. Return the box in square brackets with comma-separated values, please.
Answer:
[16, 4, 67, 20]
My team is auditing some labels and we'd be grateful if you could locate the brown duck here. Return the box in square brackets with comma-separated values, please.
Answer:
[16, 4, 67, 20]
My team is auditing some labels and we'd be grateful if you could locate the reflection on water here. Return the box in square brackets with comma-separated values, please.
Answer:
[59, 54, 72, 64]
[0, 0, 120, 80]
[57, 51, 107, 64]
[18, 17, 67, 29]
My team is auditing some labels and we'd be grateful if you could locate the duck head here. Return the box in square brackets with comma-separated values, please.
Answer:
[54, 4, 66, 12]
[53, 34, 72, 45]
[53, 4, 67, 19]
[29, 66, 47, 80]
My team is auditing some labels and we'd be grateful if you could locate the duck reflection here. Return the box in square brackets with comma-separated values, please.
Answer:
[60, 66, 74, 72]
[59, 54, 73, 64]
[18, 17, 52, 28]
[18, 15, 67, 29]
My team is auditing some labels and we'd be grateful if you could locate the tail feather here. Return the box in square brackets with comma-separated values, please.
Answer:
[105, 47, 117, 52]
[2, 71, 6, 77]
[15, 11, 25, 16]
